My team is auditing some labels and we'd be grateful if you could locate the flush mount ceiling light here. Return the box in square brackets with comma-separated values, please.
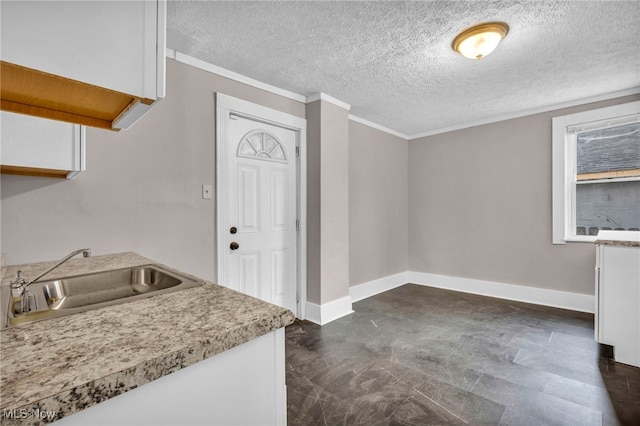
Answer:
[452, 22, 509, 59]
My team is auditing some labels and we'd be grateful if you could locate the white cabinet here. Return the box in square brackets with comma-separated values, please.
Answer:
[54, 329, 287, 426]
[595, 230, 640, 368]
[0, 0, 166, 131]
[1, 111, 85, 179]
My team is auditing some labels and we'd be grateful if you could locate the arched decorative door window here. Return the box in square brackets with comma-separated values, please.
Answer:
[237, 130, 288, 163]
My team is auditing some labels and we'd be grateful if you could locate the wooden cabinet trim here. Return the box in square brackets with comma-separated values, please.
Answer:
[0, 61, 156, 131]
[0, 165, 69, 179]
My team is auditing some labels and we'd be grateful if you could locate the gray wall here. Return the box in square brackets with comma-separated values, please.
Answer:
[408, 94, 640, 295]
[349, 121, 408, 286]
[3, 56, 635, 302]
[0, 59, 305, 281]
[319, 101, 350, 303]
[306, 101, 322, 303]
[306, 100, 350, 304]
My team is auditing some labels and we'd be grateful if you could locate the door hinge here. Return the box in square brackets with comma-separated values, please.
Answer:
[296, 146, 300, 157]
[296, 219, 299, 231]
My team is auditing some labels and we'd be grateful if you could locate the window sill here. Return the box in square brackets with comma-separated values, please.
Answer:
[556, 235, 597, 244]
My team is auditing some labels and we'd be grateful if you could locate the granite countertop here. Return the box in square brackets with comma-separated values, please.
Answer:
[0, 253, 295, 425]
[595, 230, 640, 248]
[596, 240, 640, 248]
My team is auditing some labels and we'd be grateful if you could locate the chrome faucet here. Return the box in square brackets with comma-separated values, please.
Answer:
[11, 248, 91, 314]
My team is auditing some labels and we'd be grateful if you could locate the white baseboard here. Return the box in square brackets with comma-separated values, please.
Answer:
[350, 272, 408, 303]
[344, 271, 594, 314]
[408, 271, 595, 314]
[311, 272, 593, 325]
[305, 295, 354, 325]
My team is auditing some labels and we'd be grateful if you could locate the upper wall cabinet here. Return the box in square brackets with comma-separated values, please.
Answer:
[0, 0, 166, 131]
[1, 111, 85, 179]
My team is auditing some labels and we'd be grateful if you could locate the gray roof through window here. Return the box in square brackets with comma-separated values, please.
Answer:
[577, 122, 640, 174]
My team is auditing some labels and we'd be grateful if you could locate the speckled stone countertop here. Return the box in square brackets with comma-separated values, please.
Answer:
[0, 253, 295, 425]
[595, 230, 640, 248]
[595, 239, 640, 248]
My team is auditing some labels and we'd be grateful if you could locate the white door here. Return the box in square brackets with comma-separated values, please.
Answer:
[216, 94, 306, 316]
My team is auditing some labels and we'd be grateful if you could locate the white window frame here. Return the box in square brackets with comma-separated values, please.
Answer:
[552, 100, 640, 244]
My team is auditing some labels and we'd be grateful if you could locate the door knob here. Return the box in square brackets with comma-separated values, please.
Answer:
[230, 242, 240, 250]
[230, 226, 237, 234]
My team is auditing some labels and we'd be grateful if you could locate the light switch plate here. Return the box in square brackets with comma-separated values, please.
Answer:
[202, 184, 213, 199]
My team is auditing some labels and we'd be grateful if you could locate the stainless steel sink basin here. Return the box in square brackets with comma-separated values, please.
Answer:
[4, 265, 202, 327]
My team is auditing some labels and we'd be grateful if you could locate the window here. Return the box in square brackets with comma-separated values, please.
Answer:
[552, 101, 640, 244]
[237, 130, 287, 163]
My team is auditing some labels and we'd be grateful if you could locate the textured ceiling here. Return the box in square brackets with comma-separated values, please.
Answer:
[167, 1, 640, 137]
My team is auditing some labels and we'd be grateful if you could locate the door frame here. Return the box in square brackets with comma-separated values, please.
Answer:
[215, 93, 307, 319]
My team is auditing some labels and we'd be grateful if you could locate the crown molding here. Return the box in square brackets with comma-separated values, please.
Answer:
[409, 87, 640, 140]
[166, 49, 638, 142]
[348, 114, 408, 139]
[166, 49, 307, 103]
[306, 92, 351, 111]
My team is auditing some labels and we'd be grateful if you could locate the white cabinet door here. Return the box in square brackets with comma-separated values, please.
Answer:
[0, 1, 165, 131]
[54, 329, 287, 426]
[596, 243, 640, 368]
[1, 111, 85, 179]
[1, 1, 164, 101]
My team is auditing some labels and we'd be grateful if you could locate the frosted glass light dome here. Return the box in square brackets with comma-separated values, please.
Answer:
[452, 22, 509, 59]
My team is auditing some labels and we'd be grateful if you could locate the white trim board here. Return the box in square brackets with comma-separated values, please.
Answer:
[168, 51, 358, 115]
[409, 87, 640, 140]
[306, 92, 351, 111]
[348, 271, 594, 314]
[348, 115, 408, 140]
[305, 296, 354, 325]
[167, 48, 307, 103]
[166, 50, 638, 150]
[165, 50, 405, 140]
[350, 272, 408, 303]
[409, 272, 595, 313]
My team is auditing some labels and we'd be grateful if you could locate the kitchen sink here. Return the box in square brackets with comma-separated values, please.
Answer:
[3, 265, 202, 328]
[43, 266, 184, 310]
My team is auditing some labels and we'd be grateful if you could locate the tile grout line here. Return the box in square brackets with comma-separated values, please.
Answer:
[469, 373, 483, 394]
[387, 395, 412, 421]
[412, 387, 469, 424]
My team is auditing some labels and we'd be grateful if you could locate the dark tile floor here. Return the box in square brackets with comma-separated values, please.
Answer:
[285, 284, 640, 425]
